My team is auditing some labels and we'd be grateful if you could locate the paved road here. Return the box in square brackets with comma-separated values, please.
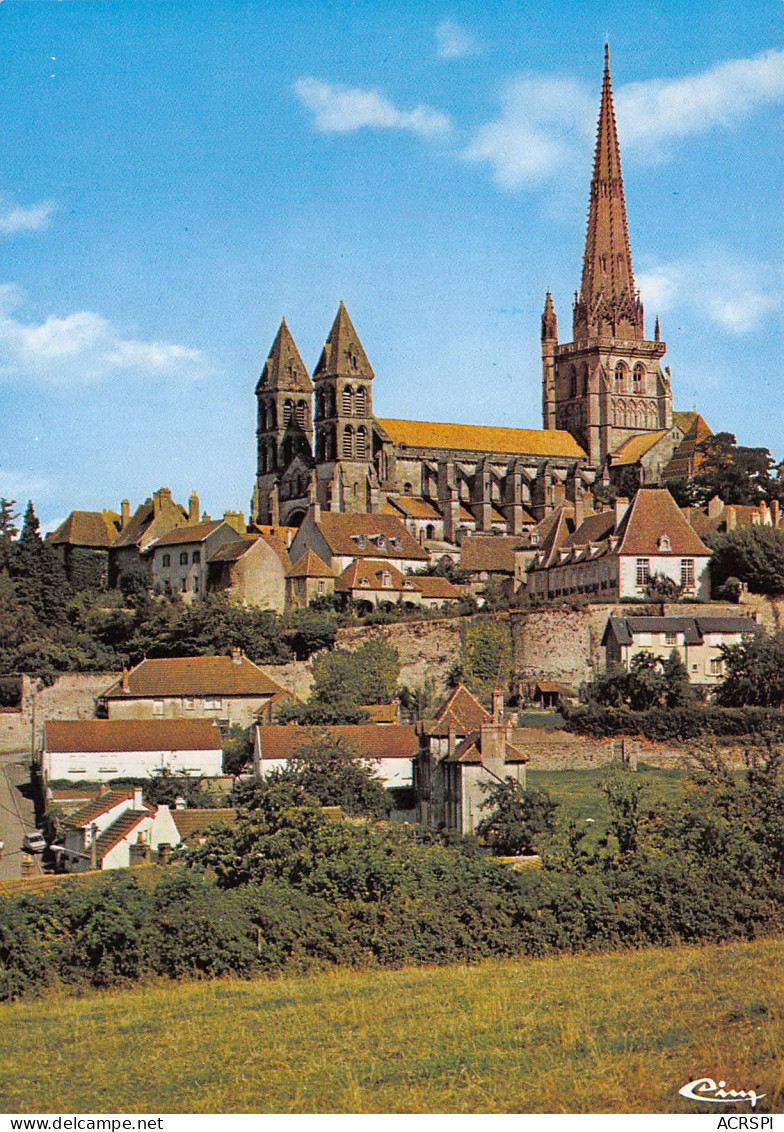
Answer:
[0, 751, 42, 879]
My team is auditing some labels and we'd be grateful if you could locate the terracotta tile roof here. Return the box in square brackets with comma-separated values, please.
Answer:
[171, 808, 238, 838]
[111, 495, 188, 550]
[563, 510, 616, 549]
[376, 419, 586, 459]
[460, 534, 522, 574]
[447, 729, 528, 764]
[259, 532, 292, 571]
[680, 507, 719, 539]
[64, 789, 140, 829]
[610, 430, 669, 466]
[152, 520, 225, 548]
[663, 414, 713, 480]
[95, 810, 149, 861]
[387, 495, 442, 520]
[335, 559, 414, 593]
[424, 684, 491, 737]
[672, 410, 698, 432]
[616, 489, 711, 557]
[255, 724, 420, 760]
[411, 575, 460, 599]
[103, 656, 289, 699]
[314, 513, 428, 561]
[48, 510, 121, 549]
[248, 524, 297, 546]
[45, 719, 222, 753]
[287, 550, 335, 579]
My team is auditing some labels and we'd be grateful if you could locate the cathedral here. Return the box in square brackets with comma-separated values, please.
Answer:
[252, 48, 697, 542]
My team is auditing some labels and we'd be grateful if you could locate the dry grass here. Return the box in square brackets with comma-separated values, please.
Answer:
[1, 937, 783, 1114]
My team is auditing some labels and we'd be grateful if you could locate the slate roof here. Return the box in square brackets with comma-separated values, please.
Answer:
[313, 513, 428, 561]
[377, 419, 586, 459]
[208, 536, 261, 563]
[255, 724, 420, 760]
[103, 655, 289, 699]
[314, 302, 374, 381]
[48, 510, 121, 549]
[45, 719, 222, 753]
[448, 729, 528, 764]
[256, 318, 313, 394]
[602, 615, 760, 647]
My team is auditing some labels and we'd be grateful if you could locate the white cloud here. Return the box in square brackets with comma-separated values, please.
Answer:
[465, 48, 784, 190]
[435, 20, 480, 60]
[637, 252, 784, 334]
[0, 286, 210, 385]
[293, 77, 451, 138]
[464, 76, 593, 188]
[0, 198, 56, 234]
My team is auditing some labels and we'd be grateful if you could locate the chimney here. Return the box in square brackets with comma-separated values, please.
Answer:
[223, 510, 246, 534]
[121, 667, 129, 692]
[772, 500, 780, 528]
[121, 499, 130, 529]
[311, 499, 321, 523]
[189, 492, 200, 524]
[231, 647, 243, 665]
[614, 497, 631, 529]
[153, 487, 172, 518]
[492, 688, 505, 723]
[448, 722, 456, 760]
[707, 495, 724, 521]
[726, 506, 737, 532]
[132, 786, 144, 809]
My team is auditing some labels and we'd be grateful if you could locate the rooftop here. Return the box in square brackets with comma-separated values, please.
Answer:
[103, 655, 289, 699]
[377, 418, 586, 459]
[44, 719, 222, 754]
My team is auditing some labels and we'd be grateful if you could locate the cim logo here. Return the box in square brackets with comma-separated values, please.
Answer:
[679, 1077, 767, 1110]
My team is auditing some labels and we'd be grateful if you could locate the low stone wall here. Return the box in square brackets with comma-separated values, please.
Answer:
[0, 672, 116, 753]
[517, 726, 754, 771]
[258, 660, 314, 701]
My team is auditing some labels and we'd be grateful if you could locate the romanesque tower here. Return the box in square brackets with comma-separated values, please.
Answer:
[542, 47, 671, 467]
[254, 318, 313, 524]
[312, 301, 381, 514]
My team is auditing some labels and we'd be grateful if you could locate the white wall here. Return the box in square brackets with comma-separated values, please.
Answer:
[44, 746, 223, 783]
[618, 555, 710, 600]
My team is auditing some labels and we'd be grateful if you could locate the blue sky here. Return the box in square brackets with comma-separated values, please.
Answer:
[1, 0, 782, 530]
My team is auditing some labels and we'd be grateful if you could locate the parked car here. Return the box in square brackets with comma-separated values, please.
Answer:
[22, 831, 46, 854]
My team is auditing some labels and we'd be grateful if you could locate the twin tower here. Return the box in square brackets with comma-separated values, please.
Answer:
[253, 48, 675, 529]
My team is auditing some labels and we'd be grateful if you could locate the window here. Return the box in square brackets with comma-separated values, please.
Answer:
[184, 697, 195, 710]
[615, 362, 626, 388]
[296, 401, 307, 428]
[342, 426, 354, 458]
[283, 399, 293, 426]
[709, 658, 724, 676]
[317, 580, 325, 594]
[162, 554, 171, 567]
[204, 696, 223, 710]
[192, 550, 201, 564]
[658, 535, 671, 551]
[152, 699, 164, 716]
[681, 559, 695, 589]
[180, 551, 188, 565]
[342, 386, 353, 415]
[381, 572, 392, 588]
[355, 386, 367, 417]
[182, 579, 188, 593]
[636, 558, 650, 586]
[665, 632, 677, 646]
[355, 426, 367, 459]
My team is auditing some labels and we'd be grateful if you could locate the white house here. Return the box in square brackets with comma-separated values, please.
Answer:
[41, 719, 224, 783]
[527, 488, 712, 601]
[59, 786, 181, 871]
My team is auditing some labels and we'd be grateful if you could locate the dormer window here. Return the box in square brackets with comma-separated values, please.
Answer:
[530, 532, 539, 546]
[381, 571, 392, 588]
[658, 534, 671, 551]
[356, 535, 366, 550]
[376, 535, 385, 550]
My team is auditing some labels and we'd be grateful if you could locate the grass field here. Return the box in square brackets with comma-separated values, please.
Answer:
[1, 937, 782, 1114]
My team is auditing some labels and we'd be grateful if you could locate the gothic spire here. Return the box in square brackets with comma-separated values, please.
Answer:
[541, 291, 558, 341]
[256, 318, 313, 395]
[574, 46, 644, 340]
[313, 301, 374, 381]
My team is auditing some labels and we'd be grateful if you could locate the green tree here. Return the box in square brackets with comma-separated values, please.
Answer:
[476, 778, 557, 855]
[277, 733, 390, 818]
[222, 725, 254, 779]
[690, 432, 781, 507]
[9, 502, 72, 625]
[716, 630, 784, 707]
[0, 498, 19, 572]
[601, 766, 645, 856]
[284, 608, 337, 660]
[459, 616, 513, 702]
[708, 526, 784, 595]
[586, 650, 694, 712]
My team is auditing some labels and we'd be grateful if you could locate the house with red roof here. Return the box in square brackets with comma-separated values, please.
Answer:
[150, 519, 241, 600]
[526, 488, 712, 602]
[59, 785, 181, 871]
[207, 532, 291, 612]
[101, 653, 294, 728]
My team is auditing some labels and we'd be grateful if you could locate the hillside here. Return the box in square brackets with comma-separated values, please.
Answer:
[1, 937, 781, 1113]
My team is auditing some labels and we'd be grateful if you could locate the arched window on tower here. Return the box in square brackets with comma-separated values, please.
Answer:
[614, 363, 626, 391]
[355, 426, 367, 459]
[342, 386, 353, 416]
[267, 440, 277, 471]
[342, 425, 354, 459]
[296, 401, 307, 429]
[569, 366, 578, 398]
[634, 364, 645, 392]
[325, 428, 335, 460]
[355, 386, 367, 417]
[283, 399, 293, 427]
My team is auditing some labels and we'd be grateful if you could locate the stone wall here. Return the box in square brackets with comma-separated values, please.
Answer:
[0, 672, 116, 754]
[258, 660, 315, 701]
[335, 616, 462, 693]
[511, 600, 747, 694]
[516, 727, 751, 771]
